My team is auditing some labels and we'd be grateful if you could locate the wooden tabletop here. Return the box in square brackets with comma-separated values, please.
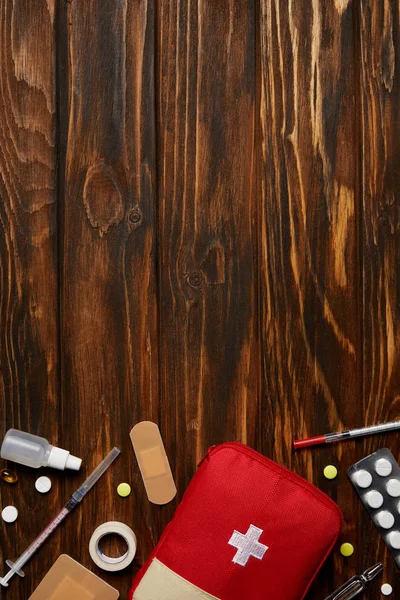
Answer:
[0, 0, 399, 598]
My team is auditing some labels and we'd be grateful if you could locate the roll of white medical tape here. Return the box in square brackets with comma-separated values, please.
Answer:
[89, 521, 137, 572]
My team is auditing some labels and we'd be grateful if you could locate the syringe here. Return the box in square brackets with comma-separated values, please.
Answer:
[0, 446, 120, 587]
[293, 419, 400, 449]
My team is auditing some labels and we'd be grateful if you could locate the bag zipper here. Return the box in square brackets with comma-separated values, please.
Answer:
[199, 441, 343, 521]
[197, 445, 217, 467]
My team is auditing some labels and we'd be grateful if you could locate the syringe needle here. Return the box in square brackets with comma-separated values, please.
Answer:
[0, 448, 120, 588]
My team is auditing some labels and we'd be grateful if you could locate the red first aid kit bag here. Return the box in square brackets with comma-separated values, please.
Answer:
[130, 442, 342, 600]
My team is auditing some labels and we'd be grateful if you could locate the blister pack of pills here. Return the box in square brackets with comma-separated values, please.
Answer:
[349, 448, 400, 567]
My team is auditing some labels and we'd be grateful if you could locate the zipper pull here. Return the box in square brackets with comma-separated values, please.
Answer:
[197, 445, 217, 467]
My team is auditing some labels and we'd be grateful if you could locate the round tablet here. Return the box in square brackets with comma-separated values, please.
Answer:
[340, 543, 354, 557]
[1, 506, 18, 523]
[381, 583, 393, 596]
[352, 469, 372, 489]
[117, 483, 131, 498]
[386, 479, 400, 498]
[375, 458, 393, 477]
[324, 465, 338, 480]
[366, 490, 384, 509]
[35, 476, 52, 494]
[387, 531, 400, 550]
[377, 511, 395, 529]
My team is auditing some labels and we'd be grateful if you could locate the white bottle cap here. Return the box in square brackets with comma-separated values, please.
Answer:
[65, 454, 82, 471]
[47, 447, 82, 471]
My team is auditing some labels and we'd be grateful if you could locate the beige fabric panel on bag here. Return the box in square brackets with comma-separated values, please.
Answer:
[133, 558, 221, 600]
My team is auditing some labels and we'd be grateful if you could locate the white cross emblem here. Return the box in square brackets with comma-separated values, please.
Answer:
[228, 524, 268, 566]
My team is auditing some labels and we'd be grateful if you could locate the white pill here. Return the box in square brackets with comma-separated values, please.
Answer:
[366, 490, 384, 509]
[377, 510, 395, 529]
[1, 506, 18, 523]
[35, 476, 52, 494]
[375, 458, 393, 477]
[381, 583, 393, 596]
[353, 469, 372, 488]
[387, 531, 400, 550]
[387, 479, 400, 498]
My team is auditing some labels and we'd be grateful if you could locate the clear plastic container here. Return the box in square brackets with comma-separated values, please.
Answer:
[0, 429, 81, 471]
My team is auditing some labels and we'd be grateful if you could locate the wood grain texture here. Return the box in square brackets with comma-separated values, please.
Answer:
[359, 0, 400, 592]
[60, 0, 158, 597]
[1, 1, 400, 598]
[156, 0, 259, 506]
[259, 1, 363, 596]
[0, 1, 59, 598]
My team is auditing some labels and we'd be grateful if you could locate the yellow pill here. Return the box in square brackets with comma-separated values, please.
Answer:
[324, 465, 338, 480]
[117, 483, 131, 497]
[340, 543, 354, 557]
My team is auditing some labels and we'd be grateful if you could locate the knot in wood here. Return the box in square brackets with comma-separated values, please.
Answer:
[129, 208, 142, 225]
[187, 271, 203, 288]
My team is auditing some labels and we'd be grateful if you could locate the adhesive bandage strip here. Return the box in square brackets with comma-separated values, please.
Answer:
[89, 522, 137, 572]
[130, 422, 177, 505]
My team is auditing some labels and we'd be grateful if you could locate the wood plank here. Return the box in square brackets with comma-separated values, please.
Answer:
[259, 1, 361, 595]
[360, 0, 400, 591]
[61, 0, 158, 595]
[0, 0, 59, 596]
[156, 0, 259, 507]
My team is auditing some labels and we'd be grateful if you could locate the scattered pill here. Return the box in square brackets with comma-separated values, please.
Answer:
[1, 506, 18, 523]
[324, 465, 338, 480]
[381, 583, 393, 596]
[117, 483, 131, 498]
[375, 458, 393, 477]
[340, 543, 354, 557]
[386, 479, 400, 498]
[35, 476, 52, 494]
[377, 511, 395, 530]
[366, 490, 384, 509]
[352, 469, 372, 489]
[387, 531, 400, 550]
[0, 468, 18, 484]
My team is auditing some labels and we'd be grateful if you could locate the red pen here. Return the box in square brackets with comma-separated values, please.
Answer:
[293, 419, 400, 450]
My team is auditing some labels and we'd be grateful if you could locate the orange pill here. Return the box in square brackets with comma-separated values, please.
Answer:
[0, 468, 18, 484]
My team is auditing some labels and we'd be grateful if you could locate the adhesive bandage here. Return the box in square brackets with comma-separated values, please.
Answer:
[130, 422, 177, 505]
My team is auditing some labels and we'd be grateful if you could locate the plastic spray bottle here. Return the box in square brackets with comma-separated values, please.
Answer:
[0, 429, 81, 471]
